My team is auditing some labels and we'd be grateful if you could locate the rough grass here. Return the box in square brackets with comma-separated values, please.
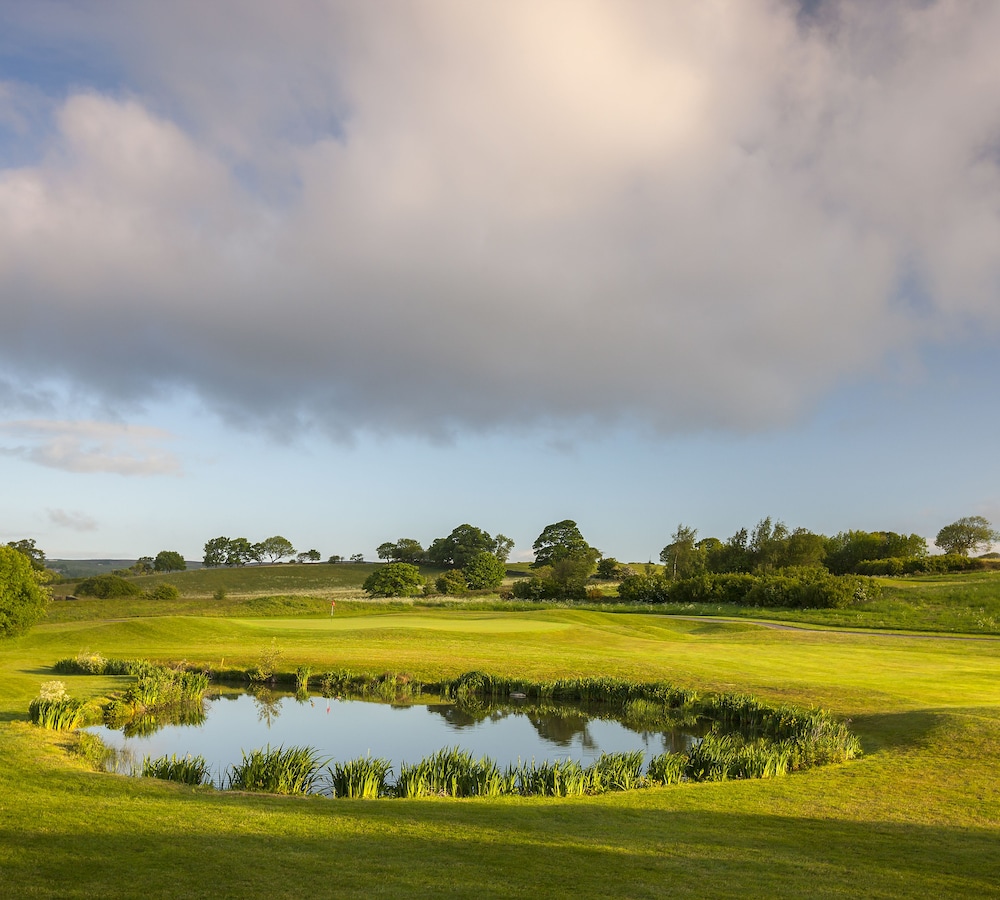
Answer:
[1, 591, 999, 897]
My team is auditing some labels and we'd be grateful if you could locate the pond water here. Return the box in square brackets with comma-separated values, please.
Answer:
[86, 690, 699, 786]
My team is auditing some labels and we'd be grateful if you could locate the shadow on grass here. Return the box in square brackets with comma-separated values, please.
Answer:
[849, 709, 951, 753]
[2, 796, 997, 899]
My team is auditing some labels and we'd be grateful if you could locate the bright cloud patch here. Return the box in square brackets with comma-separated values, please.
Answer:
[0, 1, 998, 439]
[0, 420, 180, 476]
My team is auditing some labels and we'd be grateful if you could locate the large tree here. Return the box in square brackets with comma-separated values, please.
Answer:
[0, 545, 50, 638]
[7, 539, 46, 572]
[427, 524, 495, 568]
[462, 551, 507, 590]
[660, 524, 704, 580]
[363, 563, 424, 598]
[153, 550, 186, 572]
[531, 520, 599, 569]
[377, 538, 425, 564]
[257, 536, 296, 564]
[935, 516, 1000, 556]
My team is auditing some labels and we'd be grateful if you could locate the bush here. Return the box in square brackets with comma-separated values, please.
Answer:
[435, 569, 467, 595]
[145, 583, 180, 601]
[462, 552, 507, 591]
[0, 545, 50, 638]
[363, 563, 425, 598]
[75, 574, 142, 599]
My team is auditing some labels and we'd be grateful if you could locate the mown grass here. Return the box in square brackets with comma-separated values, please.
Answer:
[1, 582, 999, 897]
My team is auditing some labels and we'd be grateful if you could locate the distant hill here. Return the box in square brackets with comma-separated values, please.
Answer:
[49, 559, 203, 579]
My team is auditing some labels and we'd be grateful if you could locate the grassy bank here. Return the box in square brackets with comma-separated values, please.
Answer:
[2, 595, 999, 897]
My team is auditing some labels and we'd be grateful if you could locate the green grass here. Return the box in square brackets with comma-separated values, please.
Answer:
[1, 576, 999, 897]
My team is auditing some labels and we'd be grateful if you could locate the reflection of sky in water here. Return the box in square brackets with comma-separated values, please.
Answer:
[86, 694, 697, 786]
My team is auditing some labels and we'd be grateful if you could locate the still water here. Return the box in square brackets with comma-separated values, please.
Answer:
[86, 690, 698, 785]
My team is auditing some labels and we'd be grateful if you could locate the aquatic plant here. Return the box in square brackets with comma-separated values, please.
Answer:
[329, 756, 393, 799]
[227, 745, 326, 795]
[142, 753, 211, 786]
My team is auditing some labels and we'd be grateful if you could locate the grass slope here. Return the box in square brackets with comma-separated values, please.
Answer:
[1, 590, 999, 897]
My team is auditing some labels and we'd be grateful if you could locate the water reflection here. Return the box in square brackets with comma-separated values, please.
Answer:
[86, 691, 701, 784]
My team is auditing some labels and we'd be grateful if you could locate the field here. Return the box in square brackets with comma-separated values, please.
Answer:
[2, 565, 999, 898]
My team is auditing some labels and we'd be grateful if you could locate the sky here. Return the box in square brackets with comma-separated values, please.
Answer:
[1, 0, 998, 563]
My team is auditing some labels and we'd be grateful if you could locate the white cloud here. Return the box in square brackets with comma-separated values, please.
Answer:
[0, 1, 998, 438]
[0, 420, 181, 476]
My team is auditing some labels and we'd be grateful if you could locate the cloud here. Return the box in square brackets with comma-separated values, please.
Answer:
[47, 508, 98, 532]
[0, 420, 181, 476]
[0, 1, 998, 439]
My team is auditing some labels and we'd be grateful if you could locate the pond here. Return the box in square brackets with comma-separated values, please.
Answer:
[86, 689, 700, 787]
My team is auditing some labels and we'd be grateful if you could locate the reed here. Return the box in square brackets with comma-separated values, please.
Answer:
[142, 753, 211, 786]
[589, 751, 645, 792]
[226, 745, 326, 795]
[646, 752, 686, 785]
[514, 758, 590, 797]
[395, 747, 513, 798]
[29, 696, 89, 730]
[329, 755, 393, 799]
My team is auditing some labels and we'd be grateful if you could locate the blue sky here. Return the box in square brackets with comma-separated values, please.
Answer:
[1, 1, 998, 562]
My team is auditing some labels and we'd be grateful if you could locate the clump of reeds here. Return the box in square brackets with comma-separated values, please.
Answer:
[226, 745, 326, 794]
[142, 753, 212, 786]
[28, 681, 89, 730]
[514, 758, 590, 796]
[329, 756, 393, 798]
[646, 751, 686, 785]
[589, 751, 645, 792]
[395, 747, 514, 798]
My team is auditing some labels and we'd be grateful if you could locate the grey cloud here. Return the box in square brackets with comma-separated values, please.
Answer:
[47, 509, 99, 532]
[0, 1, 998, 439]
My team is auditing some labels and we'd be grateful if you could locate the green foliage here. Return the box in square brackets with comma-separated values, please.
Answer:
[377, 538, 425, 563]
[75, 574, 142, 599]
[227, 745, 326, 794]
[144, 582, 180, 601]
[461, 551, 506, 590]
[426, 524, 496, 568]
[363, 562, 424, 597]
[660, 524, 705, 580]
[435, 569, 467, 595]
[203, 536, 259, 567]
[825, 530, 928, 574]
[153, 550, 186, 572]
[29, 683, 89, 730]
[142, 753, 211, 785]
[935, 516, 1000, 556]
[531, 519, 599, 568]
[619, 568, 880, 609]
[256, 536, 296, 563]
[329, 756, 393, 798]
[0, 544, 50, 637]
[6, 538, 47, 571]
[248, 640, 283, 683]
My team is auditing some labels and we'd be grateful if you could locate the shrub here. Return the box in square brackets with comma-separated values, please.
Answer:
[75, 574, 142, 599]
[0, 544, 50, 637]
[145, 583, 179, 601]
[435, 569, 468, 595]
[363, 563, 424, 598]
[462, 552, 507, 590]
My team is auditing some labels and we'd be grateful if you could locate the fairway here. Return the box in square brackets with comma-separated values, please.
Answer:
[2, 603, 999, 898]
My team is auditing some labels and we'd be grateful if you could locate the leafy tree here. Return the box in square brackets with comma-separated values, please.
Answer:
[153, 550, 186, 572]
[749, 517, 789, 573]
[257, 536, 296, 564]
[707, 528, 750, 573]
[660, 524, 704, 580]
[492, 534, 515, 563]
[297, 549, 321, 563]
[350, 553, 364, 562]
[7, 539, 46, 572]
[825, 530, 927, 574]
[132, 556, 155, 576]
[377, 539, 425, 564]
[531, 520, 600, 570]
[427, 524, 496, 568]
[328, 555, 344, 564]
[462, 551, 507, 590]
[935, 516, 1000, 556]
[0, 545, 50, 638]
[363, 563, 424, 597]
[596, 557, 623, 580]
[203, 536, 232, 568]
[784, 529, 827, 569]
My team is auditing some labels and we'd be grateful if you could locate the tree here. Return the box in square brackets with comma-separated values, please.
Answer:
[132, 556, 155, 575]
[297, 549, 321, 563]
[427, 524, 496, 568]
[659, 524, 704, 580]
[749, 517, 789, 573]
[153, 550, 186, 573]
[328, 555, 344, 564]
[492, 534, 515, 563]
[377, 539, 425, 564]
[0, 545, 50, 638]
[531, 520, 599, 570]
[596, 557, 623, 580]
[462, 551, 507, 590]
[363, 563, 424, 597]
[350, 553, 364, 562]
[203, 536, 231, 568]
[935, 516, 1000, 556]
[257, 536, 296, 564]
[7, 539, 46, 572]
